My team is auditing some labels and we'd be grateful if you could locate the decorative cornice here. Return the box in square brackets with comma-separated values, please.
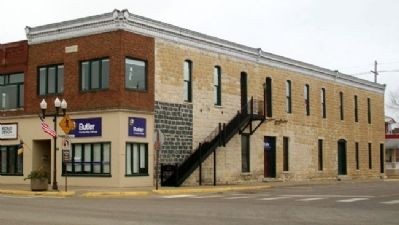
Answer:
[25, 9, 385, 94]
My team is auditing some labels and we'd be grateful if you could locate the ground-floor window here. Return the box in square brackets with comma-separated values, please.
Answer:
[318, 139, 323, 171]
[241, 135, 250, 172]
[283, 137, 289, 171]
[355, 142, 360, 170]
[0, 145, 23, 175]
[64, 142, 110, 176]
[126, 143, 148, 176]
[368, 143, 372, 169]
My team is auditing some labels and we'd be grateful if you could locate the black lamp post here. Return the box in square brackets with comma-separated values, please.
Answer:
[40, 97, 67, 191]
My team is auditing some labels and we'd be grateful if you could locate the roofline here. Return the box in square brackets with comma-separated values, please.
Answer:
[25, 9, 385, 94]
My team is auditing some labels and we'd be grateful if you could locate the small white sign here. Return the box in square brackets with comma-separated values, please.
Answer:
[0, 123, 18, 139]
[65, 45, 78, 53]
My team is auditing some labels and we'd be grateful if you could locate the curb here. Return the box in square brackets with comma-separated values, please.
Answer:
[0, 189, 75, 197]
[81, 191, 150, 198]
[152, 185, 272, 195]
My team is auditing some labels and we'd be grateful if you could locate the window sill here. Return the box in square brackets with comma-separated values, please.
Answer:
[0, 108, 24, 112]
[125, 173, 149, 177]
[0, 174, 23, 176]
[125, 88, 148, 93]
[61, 173, 111, 177]
[214, 105, 223, 109]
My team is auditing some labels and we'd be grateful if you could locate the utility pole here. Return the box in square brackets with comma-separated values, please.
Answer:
[371, 60, 378, 83]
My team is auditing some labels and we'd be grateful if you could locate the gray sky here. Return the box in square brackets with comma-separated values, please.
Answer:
[2, 0, 398, 119]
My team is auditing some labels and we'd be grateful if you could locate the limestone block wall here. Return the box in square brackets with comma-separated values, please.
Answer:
[154, 38, 385, 185]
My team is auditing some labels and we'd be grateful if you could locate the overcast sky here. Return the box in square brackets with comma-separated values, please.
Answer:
[2, 0, 398, 119]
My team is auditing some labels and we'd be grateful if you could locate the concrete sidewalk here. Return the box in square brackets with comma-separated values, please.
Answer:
[0, 182, 272, 198]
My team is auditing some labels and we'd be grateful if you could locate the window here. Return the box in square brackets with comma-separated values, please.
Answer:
[126, 143, 148, 176]
[355, 142, 359, 170]
[368, 143, 372, 169]
[183, 60, 192, 102]
[214, 66, 221, 105]
[286, 80, 292, 113]
[64, 142, 110, 176]
[241, 135, 250, 172]
[354, 95, 358, 122]
[318, 139, 323, 171]
[367, 98, 371, 124]
[125, 58, 146, 90]
[321, 88, 326, 118]
[304, 84, 310, 116]
[38, 64, 64, 95]
[265, 77, 272, 117]
[0, 145, 23, 175]
[0, 73, 24, 110]
[283, 137, 289, 171]
[80, 58, 109, 91]
[339, 92, 344, 120]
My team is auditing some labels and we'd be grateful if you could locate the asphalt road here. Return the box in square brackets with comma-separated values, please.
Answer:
[0, 180, 398, 225]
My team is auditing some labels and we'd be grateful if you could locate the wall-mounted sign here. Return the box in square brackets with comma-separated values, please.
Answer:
[0, 123, 18, 140]
[70, 117, 102, 137]
[128, 117, 146, 137]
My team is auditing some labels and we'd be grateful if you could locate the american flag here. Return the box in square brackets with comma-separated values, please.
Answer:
[40, 116, 56, 137]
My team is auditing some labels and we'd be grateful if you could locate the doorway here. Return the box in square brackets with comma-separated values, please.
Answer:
[240, 72, 248, 113]
[380, 144, 384, 174]
[337, 139, 347, 175]
[33, 140, 51, 184]
[264, 136, 276, 178]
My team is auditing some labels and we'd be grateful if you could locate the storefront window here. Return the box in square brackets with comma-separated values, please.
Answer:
[0, 145, 23, 175]
[0, 73, 24, 110]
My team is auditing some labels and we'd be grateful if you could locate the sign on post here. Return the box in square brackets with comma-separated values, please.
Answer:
[62, 149, 71, 162]
[59, 115, 75, 134]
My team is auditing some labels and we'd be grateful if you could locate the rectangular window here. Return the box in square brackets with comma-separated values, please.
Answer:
[126, 143, 148, 176]
[0, 73, 24, 110]
[354, 95, 358, 122]
[183, 60, 192, 102]
[265, 77, 272, 117]
[38, 64, 64, 95]
[64, 142, 110, 176]
[367, 98, 371, 124]
[304, 84, 310, 116]
[241, 135, 250, 172]
[318, 139, 323, 171]
[321, 88, 326, 118]
[339, 92, 344, 120]
[355, 142, 359, 170]
[125, 58, 146, 90]
[0, 145, 23, 175]
[286, 80, 292, 113]
[283, 137, 289, 171]
[80, 58, 109, 91]
[214, 66, 221, 106]
[368, 143, 372, 169]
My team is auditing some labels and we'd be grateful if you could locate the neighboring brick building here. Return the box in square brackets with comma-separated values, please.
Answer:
[0, 9, 385, 188]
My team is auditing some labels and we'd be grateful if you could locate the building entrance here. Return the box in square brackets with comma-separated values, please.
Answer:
[264, 136, 276, 178]
[33, 140, 51, 184]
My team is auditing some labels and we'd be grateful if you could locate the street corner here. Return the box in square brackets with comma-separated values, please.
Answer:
[0, 189, 75, 198]
[152, 184, 272, 195]
[81, 191, 151, 198]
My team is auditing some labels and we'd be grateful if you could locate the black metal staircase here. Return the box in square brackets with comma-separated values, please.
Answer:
[161, 97, 265, 187]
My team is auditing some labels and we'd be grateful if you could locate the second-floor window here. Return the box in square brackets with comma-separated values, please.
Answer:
[0, 73, 24, 110]
[81, 58, 109, 91]
[125, 58, 146, 90]
[367, 98, 371, 124]
[354, 95, 358, 122]
[339, 92, 344, 120]
[321, 88, 326, 118]
[286, 80, 292, 113]
[38, 64, 64, 95]
[214, 66, 221, 106]
[304, 84, 310, 116]
[183, 60, 192, 102]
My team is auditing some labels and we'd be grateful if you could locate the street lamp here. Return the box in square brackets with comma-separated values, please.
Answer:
[40, 97, 67, 191]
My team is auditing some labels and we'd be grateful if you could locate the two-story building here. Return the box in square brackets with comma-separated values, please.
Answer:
[1, 9, 386, 188]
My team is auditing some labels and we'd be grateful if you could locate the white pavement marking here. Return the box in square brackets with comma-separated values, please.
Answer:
[161, 195, 195, 199]
[190, 195, 222, 199]
[0, 195, 36, 199]
[282, 194, 374, 198]
[297, 197, 325, 202]
[380, 200, 399, 205]
[336, 198, 369, 203]
[259, 196, 291, 201]
[224, 196, 251, 200]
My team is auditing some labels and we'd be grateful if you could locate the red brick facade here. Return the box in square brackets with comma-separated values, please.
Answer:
[0, 40, 28, 74]
[24, 30, 154, 115]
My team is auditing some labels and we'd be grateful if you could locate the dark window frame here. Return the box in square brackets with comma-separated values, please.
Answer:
[265, 77, 272, 117]
[37, 64, 64, 96]
[286, 80, 292, 113]
[368, 143, 372, 169]
[304, 84, 310, 116]
[63, 142, 111, 177]
[354, 95, 358, 122]
[0, 145, 23, 176]
[318, 139, 323, 171]
[80, 57, 110, 91]
[0, 73, 24, 110]
[241, 134, 250, 173]
[283, 137, 289, 172]
[214, 66, 222, 106]
[125, 57, 148, 91]
[355, 142, 360, 170]
[321, 88, 326, 118]
[367, 98, 371, 124]
[183, 60, 192, 102]
[125, 142, 149, 176]
[339, 92, 344, 120]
